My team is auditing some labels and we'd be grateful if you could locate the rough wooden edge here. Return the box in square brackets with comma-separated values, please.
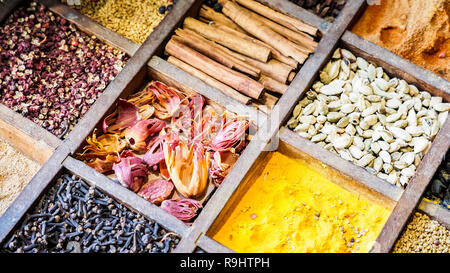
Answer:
[0, 144, 71, 244]
[173, 0, 367, 253]
[197, 235, 235, 253]
[148, 56, 267, 128]
[62, 156, 189, 237]
[372, 118, 450, 253]
[37, 0, 139, 56]
[418, 199, 450, 230]
[0, 104, 61, 164]
[63, 0, 197, 153]
[342, 31, 450, 100]
[279, 127, 402, 206]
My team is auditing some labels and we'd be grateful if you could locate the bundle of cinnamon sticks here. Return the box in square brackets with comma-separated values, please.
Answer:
[164, 0, 319, 113]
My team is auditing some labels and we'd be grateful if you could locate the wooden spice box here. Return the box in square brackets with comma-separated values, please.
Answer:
[0, 0, 449, 253]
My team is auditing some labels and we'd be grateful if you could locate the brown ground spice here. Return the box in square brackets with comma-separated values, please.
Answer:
[352, 0, 449, 81]
[0, 138, 40, 216]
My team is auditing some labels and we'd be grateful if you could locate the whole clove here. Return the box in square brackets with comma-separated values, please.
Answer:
[1, 174, 179, 253]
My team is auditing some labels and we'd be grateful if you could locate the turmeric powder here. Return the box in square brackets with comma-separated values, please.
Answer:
[211, 152, 391, 253]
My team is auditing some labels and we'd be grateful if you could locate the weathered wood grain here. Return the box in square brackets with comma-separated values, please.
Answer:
[197, 235, 235, 253]
[0, 105, 60, 164]
[418, 199, 450, 230]
[0, 0, 26, 22]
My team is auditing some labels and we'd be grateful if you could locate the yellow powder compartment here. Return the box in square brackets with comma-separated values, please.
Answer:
[209, 152, 392, 253]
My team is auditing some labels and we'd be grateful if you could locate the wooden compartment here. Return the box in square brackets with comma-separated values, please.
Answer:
[0, 0, 132, 139]
[1, 166, 187, 252]
[206, 140, 395, 253]
[68, 59, 258, 227]
[0, 0, 449, 254]
[150, 0, 338, 113]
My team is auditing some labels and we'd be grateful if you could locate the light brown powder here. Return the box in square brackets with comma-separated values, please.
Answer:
[0, 138, 41, 216]
[352, 0, 449, 81]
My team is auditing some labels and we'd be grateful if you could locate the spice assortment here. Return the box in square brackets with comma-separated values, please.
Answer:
[0, 1, 128, 138]
[63, 0, 176, 44]
[393, 212, 450, 253]
[77, 81, 251, 223]
[352, 0, 449, 81]
[0, 138, 41, 217]
[210, 152, 391, 253]
[164, 0, 319, 112]
[287, 48, 449, 188]
[289, 0, 346, 22]
[424, 150, 450, 210]
[1, 173, 179, 253]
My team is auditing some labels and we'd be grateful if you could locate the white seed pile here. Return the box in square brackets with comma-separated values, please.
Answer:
[393, 212, 450, 253]
[287, 48, 449, 188]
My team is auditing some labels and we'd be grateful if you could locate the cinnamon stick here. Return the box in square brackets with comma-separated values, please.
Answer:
[167, 56, 251, 105]
[259, 75, 288, 95]
[226, 48, 293, 83]
[183, 17, 271, 63]
[234, 0, 318, 36]
[222, 2, 308, 64]
[199, 5, 245, 33]
[165, 38, 264, 99]
[288, 71, 296, 82]
[254, 92, 278, 113]
[212, 23, 299, 69]
[174, 29, 260, 77]
[242, 7, 318, 52]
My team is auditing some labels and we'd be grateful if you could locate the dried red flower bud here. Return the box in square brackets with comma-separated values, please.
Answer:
[137, 178, 174, 205]
[161, 198, 202, 221]
[124, 119, 165, 153]
[112, 155, 148, 193]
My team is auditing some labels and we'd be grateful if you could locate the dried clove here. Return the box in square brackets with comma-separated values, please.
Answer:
[1, 173, 179, 253]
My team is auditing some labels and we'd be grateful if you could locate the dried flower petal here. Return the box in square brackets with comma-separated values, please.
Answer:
[147, 81, 183, 120]
[143, 135, 165, 167]
[161, 198, 202, 221]
[112, 154, 148, 192]
[164, 136, 209, 198]
[137, 178, 174, 205]
[124, 119, 165, 153]
[208, 117, 250, 151]
[209, 150, 239, 186]
[80, 130, 126, 158]
[103, 99, 140, 133]
[86, 154, 119, 174]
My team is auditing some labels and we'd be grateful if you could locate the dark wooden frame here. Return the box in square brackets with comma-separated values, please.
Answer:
[0, 0, 449, 254]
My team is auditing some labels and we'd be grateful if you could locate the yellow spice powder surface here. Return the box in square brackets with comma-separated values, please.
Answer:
[211, 152, 391, 253]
